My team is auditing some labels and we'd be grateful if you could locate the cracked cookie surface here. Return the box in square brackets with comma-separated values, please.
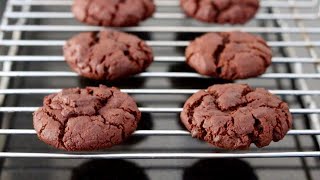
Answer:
[33, 85, 141, 151]
[72, 0, 155, 27]
[180, 0, 259, 24]
[186, 31, 272, 80]
[180, 84, 292, 150]
[64, 30, 153, 81]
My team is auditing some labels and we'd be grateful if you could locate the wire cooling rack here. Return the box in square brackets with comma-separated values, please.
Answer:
[0, 0, 319, 161]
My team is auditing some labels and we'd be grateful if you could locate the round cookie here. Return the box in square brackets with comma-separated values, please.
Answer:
[186, 31, 272, 80]
[33, 85, 141, 151]
[64, 30, 153, 81]
[180, 84, 292, 150]
[180, 0, 259, 24]
[72, 0, 155, 27]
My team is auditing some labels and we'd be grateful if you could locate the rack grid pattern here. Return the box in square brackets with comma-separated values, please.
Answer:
[0, 0, 320, 159]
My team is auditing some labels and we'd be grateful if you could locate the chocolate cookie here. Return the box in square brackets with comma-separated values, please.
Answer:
[180, 0, 259, 24]
[186, 31, 272, 80]
[72, 0, 155, 27]
[180, 84, 292, 150]
[64, 30, 153, 81]
[33, 85, 141, 151]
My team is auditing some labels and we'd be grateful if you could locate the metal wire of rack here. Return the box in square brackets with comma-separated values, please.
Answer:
[0, 0, 319, 162]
